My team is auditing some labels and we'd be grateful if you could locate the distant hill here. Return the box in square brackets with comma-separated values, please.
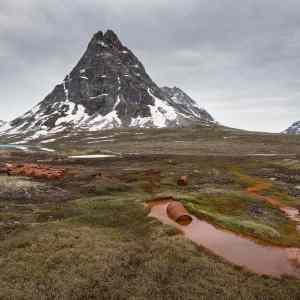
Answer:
[284, 121, 300, 134]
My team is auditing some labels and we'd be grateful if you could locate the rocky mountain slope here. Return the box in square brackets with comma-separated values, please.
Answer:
[161, 86, 214, 122]
[285, 121, 300, 134]
[0, 121, 5, 128]
[0, 29, 214, 139]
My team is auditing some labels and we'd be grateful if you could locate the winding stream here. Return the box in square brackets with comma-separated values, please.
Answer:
[149, 201, 300, 279]
[0, 144, 55, 152]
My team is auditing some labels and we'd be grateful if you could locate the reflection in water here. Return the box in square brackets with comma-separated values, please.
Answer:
[149, 201, 300, 279]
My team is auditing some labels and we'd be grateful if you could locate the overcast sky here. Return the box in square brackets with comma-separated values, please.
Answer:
[1, 0, 300, 132]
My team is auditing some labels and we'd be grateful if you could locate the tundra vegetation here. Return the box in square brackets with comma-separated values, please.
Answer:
[0, 127, 300, 299]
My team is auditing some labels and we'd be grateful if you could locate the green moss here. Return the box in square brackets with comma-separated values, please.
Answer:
[91, 181, 132, 195]
[179, 191, 300, 247]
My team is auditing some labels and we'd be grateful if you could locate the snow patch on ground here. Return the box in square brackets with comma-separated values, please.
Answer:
[12, 140, 27, 145]
[87, 139, 115, 144]
[39, 147, 55, 152]
[69, 154, 116, 159]
[85, 135, 115, 140]
[40, 138, 57, 144]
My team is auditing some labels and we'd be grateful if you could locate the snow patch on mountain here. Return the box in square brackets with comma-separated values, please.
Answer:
[55, 100, 89, 126]
[161, 86, 214, 123]
[147, 89, 177, 127]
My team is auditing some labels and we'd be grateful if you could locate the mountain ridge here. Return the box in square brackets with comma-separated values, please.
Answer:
[161, 86, 214, 122]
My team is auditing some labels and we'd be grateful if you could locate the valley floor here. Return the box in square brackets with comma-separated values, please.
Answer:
[0, 127, 300, 299]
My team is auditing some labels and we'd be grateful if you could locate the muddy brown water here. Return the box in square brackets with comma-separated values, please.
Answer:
[149, 201, 300, 279]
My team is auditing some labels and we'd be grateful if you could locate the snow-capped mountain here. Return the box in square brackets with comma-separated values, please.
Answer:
[284, 121, 300, 134]
[0, 121, 5, 128]
[161, 87, 214, 122]
[1, 30, 214, 139]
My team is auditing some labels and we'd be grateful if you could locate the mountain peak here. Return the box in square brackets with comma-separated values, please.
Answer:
[104, 29, 123, 49]
[0, 31, 215, 140]
[88, 29, 122, 49]
[104, 29, 120, 40]
[92, 30, 104, 39]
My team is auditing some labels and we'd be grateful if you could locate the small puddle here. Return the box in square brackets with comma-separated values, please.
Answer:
[149, 201, 300, 279]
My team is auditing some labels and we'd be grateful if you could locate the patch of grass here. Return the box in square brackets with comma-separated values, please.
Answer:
[262, 186, 300, 206]
[88, 180, 132, 196]
[188, 204, 280, 239]
[0, 194, 300, 299]
[232, 169, 300, 206]
[179, 191, 300, 247]
[68, 195, 151, 238]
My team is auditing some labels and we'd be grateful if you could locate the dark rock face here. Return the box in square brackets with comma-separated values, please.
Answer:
[1, 29, 214, 138]
[285, 121, 300, 134]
